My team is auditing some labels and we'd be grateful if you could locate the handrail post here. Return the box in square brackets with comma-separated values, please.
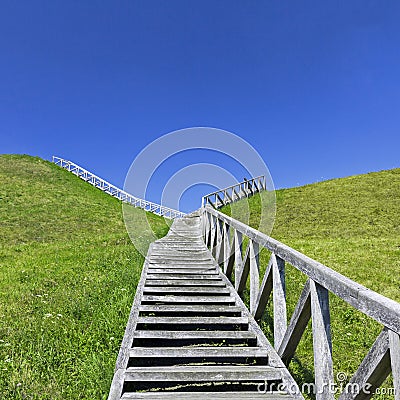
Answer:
[310, 280, 334, 400]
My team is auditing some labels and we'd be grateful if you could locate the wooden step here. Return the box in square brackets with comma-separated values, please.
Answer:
[141, 295, 236, 305]
[145, 279, 225, 287]
[132, 330, 258, 347]
[146, 272, 220, 278]
[128, 346, 269, 367]
[143, 287, 230, 295]
[136, 316, 248, 331]
[138, 304, 242, 317]
[122, 393, 291, 399]
[124, 365, 282, 382]
[129, 346, 269, 358]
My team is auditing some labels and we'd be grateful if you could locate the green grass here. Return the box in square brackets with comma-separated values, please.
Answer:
[0, 155, 169, 399]
[222, 169, 400, 398]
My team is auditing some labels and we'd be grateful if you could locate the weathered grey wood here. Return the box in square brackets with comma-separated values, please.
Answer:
[278, 280, 311, 365]
[143, 286, 231, 295]
[204, 207, 400, 335]
[215, 220, 225, 266]
[132, 330, 257, 341]
[338, 328, 391, 400]
[236, 244, 251, 295]
[107, 368, 124, 400]
[234, 229, 243, 290]
[145, 279, 225, 286]
[121, 393, 290, 399]
[310, 280, 334, 400]
[146, 273, 219, 280]
[253, 255, 273, 321]
[250, 240, 260, 314]
[273, 255, 287, 351]
[142, 295, 235, 304]
[124, 365, 282, 381]
[136, 316, 248, 326]
[225, 227, 236, 281]
[129, 346, 269, 358]
[222, 223, 231, 273]
[210, 214, 216, 256]
[389, 330, 400, 400]
[138, 304, 243, 314]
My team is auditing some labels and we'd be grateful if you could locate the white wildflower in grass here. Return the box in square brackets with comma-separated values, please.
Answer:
[44, 313, 52, 318]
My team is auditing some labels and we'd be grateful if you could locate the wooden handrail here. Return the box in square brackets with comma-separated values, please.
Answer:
[201, 175, 266, 208]
[201, 206, 400, 399]
[52, 156, 185, 219]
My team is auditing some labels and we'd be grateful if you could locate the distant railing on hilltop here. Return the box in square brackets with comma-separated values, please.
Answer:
[52, 156, 185, 219]
[202, 175, 266, 208]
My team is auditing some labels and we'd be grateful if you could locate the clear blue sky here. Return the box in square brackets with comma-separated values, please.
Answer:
[1, 1, 400, 212]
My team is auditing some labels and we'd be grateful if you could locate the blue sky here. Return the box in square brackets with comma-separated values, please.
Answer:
[1, 1, 400, 212]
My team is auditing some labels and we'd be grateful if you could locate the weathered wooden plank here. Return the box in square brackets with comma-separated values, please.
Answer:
[142, 286, 231, 295]
[222, 223, 231, 273]
[145, 279, 225, 286]
[141, 295, 235, 304]
[250, 240, 260, 314]
[310, 280, 334, 400]
[234, 229, 243, 290]
[225, 227, 236, 281]
[253, 255, 273, 321]
[146, 274, 219, 280]
[132, 330, 257, 341]
[107, 368, 124, 400]
[136, 316, 248, 326]
[214, 218, 222, 262]
[338, 328, 391, 400]
[121, 393, 291, 399]
[236, 244, 251, 295]
[278, 280, 311, 365]
[138, 304, 242, 314]
[273, 255, 287, 351]
[124, 365, 282, 381]
[129, 346, 269, 358]
[389, 330, 400, 400]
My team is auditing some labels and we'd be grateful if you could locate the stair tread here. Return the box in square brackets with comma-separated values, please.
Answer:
[139, 305, 241, 312]
[121, 393, 291, 399]
[129, 346, 269, 357]
[124, 365, 282, 381]
[133, 330, 256, 339]
[142, 295, 235, 303]
[137, 316, 248, 324]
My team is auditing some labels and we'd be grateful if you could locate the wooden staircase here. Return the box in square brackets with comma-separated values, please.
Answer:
[108, 216, 301, 399]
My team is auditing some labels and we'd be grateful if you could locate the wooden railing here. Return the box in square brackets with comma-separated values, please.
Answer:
[52, 156, 185, 219]
[202, 175, 266, 208]
[201, 206, 400, 400]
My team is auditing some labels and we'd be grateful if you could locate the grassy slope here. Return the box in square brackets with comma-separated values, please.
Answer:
[222, 169, 400, 397]
[0, 155, 169, 399]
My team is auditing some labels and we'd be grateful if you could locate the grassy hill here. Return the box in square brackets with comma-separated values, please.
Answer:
[0, 155, 169, 399]
[222, 168, 400, 398]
